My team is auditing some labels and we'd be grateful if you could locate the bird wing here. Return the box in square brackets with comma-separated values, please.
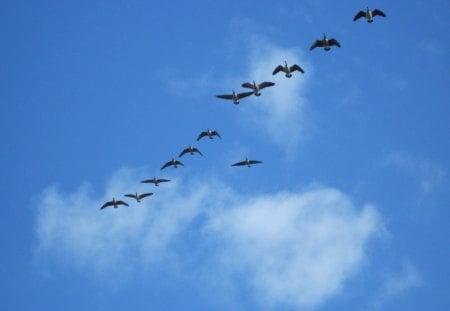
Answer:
[237, 91, 254, 99]
[328, 38, 341, 48]
[231, 160, 246, 167]
[124, 194, 137, 199]
[116, 200, 129, 207]
[193, 147, 203, 155]
[212, 131, 221, 139]
[139, 193, 153, 199]
[160, 161, 171, 170]
[249, 160, 262, 165]
[272, 65, 285, 75]
[310, 40, 323, 50]
[258, 81, 275, 89]
[197, 132, 207, 141]
[141, 179, 155, 184]
[175, 160, 184, 166]
[100, 201, 113, 209]
[290, 64, 304, 74]
[353, 11, 365, 21]
[179, 148, 188, 157]
[216, 94, 233, 100]
[157, 178, 170, 183]
[372, 9, 386, 18]
[241, 82, 256, 90]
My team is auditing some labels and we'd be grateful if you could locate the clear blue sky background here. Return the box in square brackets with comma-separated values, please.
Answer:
[2, 0, 449, 310]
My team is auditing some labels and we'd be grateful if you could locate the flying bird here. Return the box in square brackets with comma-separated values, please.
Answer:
[100, 198, 129, 210]
[353, 7, 386, 23]
[197, 129, 221, 141]
[241, 80, 275, 96]
[124, 192, 153, 203]
[216, 90, 254, 104]
[179, 145, 203, 157]
[310, 34, 341, 51]
[231, 157, 263, 168]
[272, 61, 304, 78]
[141, 177, 171, 186]
[161, 158, 184, 170]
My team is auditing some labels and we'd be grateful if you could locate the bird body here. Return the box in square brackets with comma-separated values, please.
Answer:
[141, 177, 171, 186]
[231, 157, 263, 168]
[124, 192, 153, 203]
[272, 61, 304, 78]
[179, 145, 203, 157]
[310, 34, 341, 51]
[241, 80, 275, 96]
[216, 90, 253, 104]
[100, 198, 129, 209]
[161, 158, 184, 170]
[197, 129, 221, 141]
[353, 7, 386, 23]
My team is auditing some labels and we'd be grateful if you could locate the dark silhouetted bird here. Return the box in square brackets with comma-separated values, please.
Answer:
[141, 177, 171, 186]
[231, 157, 263, 168]
[124, 192, 153, 203]
[161, 158, 184, 170]
[310, 34, 341, 51]
[216, 90, 254, 104]
[100, 198, 129, 210]
[272, 61, 304, 78]
[353, 7, 386, 23]
[197, 129, 221, 141]
[179, 145, 203, 157]
[241, 80, 275, 96]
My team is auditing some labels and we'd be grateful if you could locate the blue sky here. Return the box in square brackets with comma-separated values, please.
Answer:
[2, 0, 449, 310]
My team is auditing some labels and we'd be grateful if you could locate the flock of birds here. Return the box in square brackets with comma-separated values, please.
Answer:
[100, 7, 387, 210]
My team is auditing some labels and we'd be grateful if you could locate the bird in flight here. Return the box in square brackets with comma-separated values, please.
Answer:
[197, 129, 221, 141]
[141, 177, 171, 186]
[179, 145, 203, 157]
[310, 34, 341, 51]
[272, 61, 304, 78]
[216, 90, 254, 104]
[353, 7, 386, 23]
[241, 80, 275, 96]
[161, 158, 184, 170]
[231, 157, 263, 168]
[124, 192, 153, 203]
[100, 198, 129, 210]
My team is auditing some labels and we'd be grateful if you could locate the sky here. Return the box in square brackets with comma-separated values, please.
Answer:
[1, 0, 450, 310]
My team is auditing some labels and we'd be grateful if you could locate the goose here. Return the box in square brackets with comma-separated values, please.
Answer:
[197, 129, 221, 141]
[241, 80, 275, 96]
[161, 158, 184, 170]
[100, 198, 129, 210]
[216, 90, 254, 104]
[141, 177, 171, 186]
[179, 145, 203, 157]
[272, 61, 304, 78]
[231, 157, 263, 168]
[353, 7, 386, 23]
[310, 34, 341, 51]
[124, 192, 153, 203]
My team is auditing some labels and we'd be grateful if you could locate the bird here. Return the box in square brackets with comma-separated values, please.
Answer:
[100, 198, 129, 210]
[272, 61, 304, 78]
[161, 158, 184, 170]
[353, 7, 386, 23]
[141, 177, 171, 186]
[216, 90, 254, 104]
[179, 145, 203, 157]
[124, 192, 153, 203]
[231, 157, 263, 168]
[241, 80, 275, 96]
[197, 129, 221, 141]
[310, 34, 341, 51]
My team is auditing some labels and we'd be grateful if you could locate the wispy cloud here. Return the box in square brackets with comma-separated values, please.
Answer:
[34, 170, 383, 309]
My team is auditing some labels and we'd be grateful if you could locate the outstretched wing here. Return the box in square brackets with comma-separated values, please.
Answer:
[258, 81, 275, 89]
[272, 65, 285, 75]
[100, 201, 113, 209]
[197, 131, 207, 141]
[160, 161, 172, 170]
[216, 94, 233, 100]
[328, 38, 341, 48]
[179, 148, 189, 157]
[175, 160, 184, 167]
[310, 40, 323, 50]
[249, 160, 262, 165]
[193, 147, 203, 156]
[241, 82, 256, 90]
[139, 193, 153, 199]
[141, 178, 156, 184]
[290, 64, 304, 74]
[124, 194, 137, 199]
[116, 200, 129, 207]
[372, 9, 386, 18]
[237, 91, 254, 99]
[231, 160, 246, 167]
[211, 131, 221, 139]
[353, 10, 365, 21]
[156, 178, 170, 183]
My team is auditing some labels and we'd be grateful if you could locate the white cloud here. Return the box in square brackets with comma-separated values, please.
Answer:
[34, 170, 383, 309]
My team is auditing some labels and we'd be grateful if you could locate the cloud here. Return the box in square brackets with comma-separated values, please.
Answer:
[34, 169, 383, 309]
